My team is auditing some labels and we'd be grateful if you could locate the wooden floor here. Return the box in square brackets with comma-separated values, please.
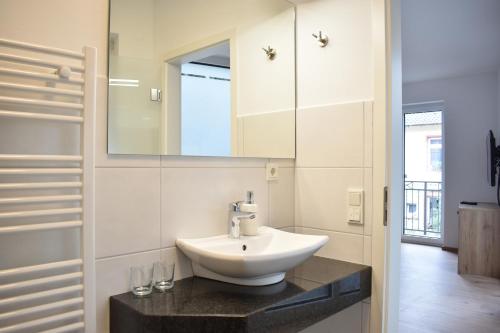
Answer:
[399, 243, 500, 333]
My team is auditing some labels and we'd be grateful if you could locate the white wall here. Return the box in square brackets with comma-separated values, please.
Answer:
[153, 0, 290, 56]
[498, 69, 500, 136]
[295, 0, 374, 332]
[296, 0, 373, 108]
[403, 72, 498, 247]
[235, 7, 296, 157]
[236, 8, 295, 116]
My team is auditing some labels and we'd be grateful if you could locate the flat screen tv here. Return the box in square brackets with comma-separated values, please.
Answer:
[487, 130, 500, 205]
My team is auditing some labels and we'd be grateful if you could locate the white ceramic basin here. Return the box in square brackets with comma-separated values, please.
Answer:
[176, 226, 328, 286]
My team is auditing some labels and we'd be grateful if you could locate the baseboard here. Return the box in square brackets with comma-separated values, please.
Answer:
[441, 246, 458, 254]
[401, 237, 442, 247]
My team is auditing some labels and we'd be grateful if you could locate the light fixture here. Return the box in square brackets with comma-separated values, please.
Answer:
[108, 78, 139, 87]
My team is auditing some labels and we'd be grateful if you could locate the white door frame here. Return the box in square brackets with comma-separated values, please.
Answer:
[402, 101, 445, 246]
[371, 0, 402, 331]
[160, 30, 237, 155]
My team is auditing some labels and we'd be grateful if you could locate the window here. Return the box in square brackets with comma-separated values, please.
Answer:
[407, 203, 417, 214]
[428, 137, 442, 171]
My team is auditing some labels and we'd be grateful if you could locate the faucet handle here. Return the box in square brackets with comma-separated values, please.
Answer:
[231, 201, 244, 212]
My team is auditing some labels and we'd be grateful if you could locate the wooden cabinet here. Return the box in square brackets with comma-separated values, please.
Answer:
[458, 203, 500, 278]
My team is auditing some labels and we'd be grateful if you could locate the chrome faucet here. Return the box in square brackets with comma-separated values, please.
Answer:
[229, 191, 256, 239]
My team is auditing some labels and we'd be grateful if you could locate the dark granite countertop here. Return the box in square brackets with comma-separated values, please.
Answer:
[110, 256, 371, 333]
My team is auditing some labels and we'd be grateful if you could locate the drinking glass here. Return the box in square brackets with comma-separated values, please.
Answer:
[130, 265, 153, 296]
[153, 261, 175, 291]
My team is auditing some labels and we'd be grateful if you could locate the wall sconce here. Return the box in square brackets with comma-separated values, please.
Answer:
[262, 46, 276, 60]
[312, 31, 329, 47]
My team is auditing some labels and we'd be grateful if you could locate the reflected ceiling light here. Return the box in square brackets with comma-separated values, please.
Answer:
[109, 78, 139, 87]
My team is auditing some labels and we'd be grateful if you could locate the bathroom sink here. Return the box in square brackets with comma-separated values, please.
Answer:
[176, 227, 328, 286]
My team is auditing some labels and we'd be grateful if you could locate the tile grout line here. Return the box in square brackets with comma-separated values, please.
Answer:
[363, 102, 366, 244]
[267, 158, 271, 227]
[159, 165, 163, 260]
[362, 152, 366, 264]
[295, 166, 372, 170]
[96, 246, 177, 261]
[296, 100, 370, 112]
[301, 226, 366, 237]
[95, 165, 271, 169]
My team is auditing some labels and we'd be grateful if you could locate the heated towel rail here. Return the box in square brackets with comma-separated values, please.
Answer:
[0, 39, 95, 332]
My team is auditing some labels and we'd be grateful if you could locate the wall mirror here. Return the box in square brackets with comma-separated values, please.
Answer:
[108, 0, 296, 158]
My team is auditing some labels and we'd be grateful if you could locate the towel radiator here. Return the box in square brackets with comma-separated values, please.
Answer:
[0, 39, 96, 332]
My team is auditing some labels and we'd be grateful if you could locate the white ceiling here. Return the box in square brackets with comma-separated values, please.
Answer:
[402, 0, 500, 83]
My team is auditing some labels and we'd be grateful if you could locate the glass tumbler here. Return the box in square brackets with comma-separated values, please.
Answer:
[130, 265, 153, 296]
[153, 261, 175, 291]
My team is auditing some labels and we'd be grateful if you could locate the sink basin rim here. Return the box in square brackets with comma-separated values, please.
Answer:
[176, 226, 328, 263]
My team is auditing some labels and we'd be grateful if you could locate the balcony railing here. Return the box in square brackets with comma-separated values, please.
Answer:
[404, 181, 442, 239]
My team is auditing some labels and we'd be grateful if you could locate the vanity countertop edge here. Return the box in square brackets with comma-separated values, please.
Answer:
[110, 256, 372, 333]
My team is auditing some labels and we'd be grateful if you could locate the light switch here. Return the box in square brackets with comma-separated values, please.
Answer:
[348, 190, 363, 224]
[150, 88, 161, 102]
[349, 206, 362, 222]
[349, 191, 362, 206]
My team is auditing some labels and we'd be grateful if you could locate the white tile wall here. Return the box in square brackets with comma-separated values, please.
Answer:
[269, 166, 295, 229]
[160, 167, 269, 247]
[297, 227, 365, 263]
[95, 247, 192, 333]
[93, 163, 280, 331]
[94, 160, 290, 331]
[295, 100, 374, 269]
[363, 236, 372, 265]
[294, 98, 374, 331]
[95, 168, 161, 258]
[270, 158, 295, 168]
[240, 110, 296, 158]
[363, 102, 373, 167]
[159, 247, 194, 279]
[95, 250, 160, 333]
[294, 12, 375, 332]
[296, 103, 364, 168]
[363, 168, 373, 235]
[295, 168, 364, 234]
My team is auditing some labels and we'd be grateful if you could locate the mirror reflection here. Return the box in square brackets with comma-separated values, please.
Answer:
[108, 0, 295, 158]
[181, 55, 231, 157]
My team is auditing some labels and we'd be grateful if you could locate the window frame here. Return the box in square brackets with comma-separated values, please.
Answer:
[427, 136, 442, 172]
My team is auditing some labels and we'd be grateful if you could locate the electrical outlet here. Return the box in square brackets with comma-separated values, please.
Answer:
[266, 163, 279, 181]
